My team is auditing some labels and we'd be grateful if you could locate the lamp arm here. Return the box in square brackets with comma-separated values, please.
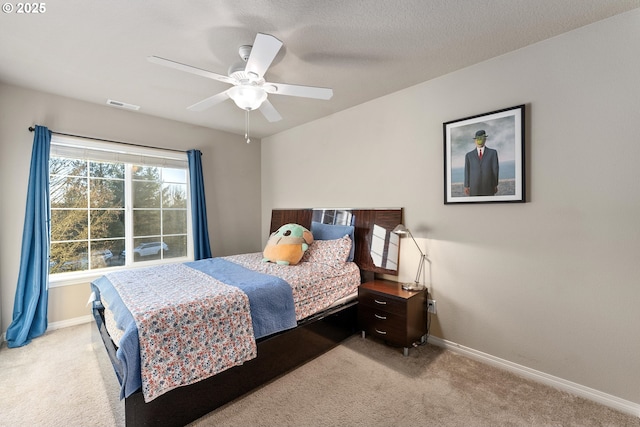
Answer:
[414, 254, 426, 285]
[407, 230, 426, 257]
[407, 230, 427, 287]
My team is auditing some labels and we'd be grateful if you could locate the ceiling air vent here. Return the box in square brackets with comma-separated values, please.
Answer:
[107, 99, 140, 111]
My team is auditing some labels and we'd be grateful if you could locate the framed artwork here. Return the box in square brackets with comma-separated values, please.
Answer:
[443, 104, 525, 204]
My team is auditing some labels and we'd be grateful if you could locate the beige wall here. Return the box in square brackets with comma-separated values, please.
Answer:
[262, 10, 640, 405]
[0, 83, 263, 333]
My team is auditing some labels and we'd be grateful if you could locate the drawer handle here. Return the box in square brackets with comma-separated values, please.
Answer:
[374, 299, 387, 305]
[374, 314, 387, 320]
[374, 328, 387, 335]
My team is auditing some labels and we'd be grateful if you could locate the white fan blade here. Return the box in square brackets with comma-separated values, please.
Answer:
[148, 56, 236, 85]
[245, 33, 283, 79]
[265, 83, 333, 100]
[259, 99, 282, 123]
[187, 91, 230, 112]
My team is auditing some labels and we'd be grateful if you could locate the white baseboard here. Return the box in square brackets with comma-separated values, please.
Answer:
[1, 315, 92, 345]
[428, 336, 640, 419]
[47, 315, 93, 331]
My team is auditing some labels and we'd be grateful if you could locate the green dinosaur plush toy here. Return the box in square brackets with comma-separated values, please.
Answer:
[262, 223, 314, 265]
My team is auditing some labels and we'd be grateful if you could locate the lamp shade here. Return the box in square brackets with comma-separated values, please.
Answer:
[392, 224, 409, 235]
[228, 85, 267, 111]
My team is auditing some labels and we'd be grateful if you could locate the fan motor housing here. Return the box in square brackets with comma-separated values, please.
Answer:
[238, 45, 252, 61]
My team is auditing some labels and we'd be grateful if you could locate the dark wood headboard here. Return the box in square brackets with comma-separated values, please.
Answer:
[270, 208, 404, 282]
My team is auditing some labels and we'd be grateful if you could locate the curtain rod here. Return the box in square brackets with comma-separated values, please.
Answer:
[28, 126, 187, 154]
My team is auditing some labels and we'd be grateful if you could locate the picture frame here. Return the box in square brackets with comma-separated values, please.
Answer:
[443, 104, 525, 204]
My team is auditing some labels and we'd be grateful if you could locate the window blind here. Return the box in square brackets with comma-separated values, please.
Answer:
[50, 134, 187, 169]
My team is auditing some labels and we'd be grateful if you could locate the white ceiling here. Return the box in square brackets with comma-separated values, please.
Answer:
[1, 1, 638, 139]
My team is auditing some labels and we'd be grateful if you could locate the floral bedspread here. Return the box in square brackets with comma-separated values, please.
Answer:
[225, 252, 361, 320]
[105, 264, 257, 402]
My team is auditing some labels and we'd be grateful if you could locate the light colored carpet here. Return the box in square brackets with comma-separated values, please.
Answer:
[1, 322, 638, 427]
[0, 322, 123, 426]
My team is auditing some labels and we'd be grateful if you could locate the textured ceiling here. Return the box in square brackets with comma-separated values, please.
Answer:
[1, 0, 638, 139]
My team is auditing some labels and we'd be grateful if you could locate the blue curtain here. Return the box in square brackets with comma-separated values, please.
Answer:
[6, 126, 51, 348]
[187, 149, 212, 260]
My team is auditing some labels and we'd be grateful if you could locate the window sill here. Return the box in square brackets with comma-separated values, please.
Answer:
[49, 257, 193, 288]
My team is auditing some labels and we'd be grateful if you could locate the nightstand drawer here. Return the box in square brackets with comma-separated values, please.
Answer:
[358, 288, 407, 317]
[358, 306, 407, 342]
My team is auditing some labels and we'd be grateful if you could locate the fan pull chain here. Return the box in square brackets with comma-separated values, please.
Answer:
[245, 110, 251, 144]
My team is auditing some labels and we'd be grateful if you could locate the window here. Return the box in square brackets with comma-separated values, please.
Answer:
[48, 135, 192, 283]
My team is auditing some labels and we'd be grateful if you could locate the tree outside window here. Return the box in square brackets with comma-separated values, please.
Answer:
[48, 140, 190, 275]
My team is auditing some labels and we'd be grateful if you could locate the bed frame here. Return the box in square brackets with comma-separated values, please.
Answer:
[92, 207, 403, 427]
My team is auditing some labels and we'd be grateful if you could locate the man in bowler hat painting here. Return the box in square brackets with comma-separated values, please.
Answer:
[464, 130, 499, 196]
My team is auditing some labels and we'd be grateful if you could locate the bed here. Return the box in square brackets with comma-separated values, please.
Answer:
[92, 207, 403, 427]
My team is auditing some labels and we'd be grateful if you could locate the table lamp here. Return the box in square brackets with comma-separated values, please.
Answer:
[392, 224, 427, 291]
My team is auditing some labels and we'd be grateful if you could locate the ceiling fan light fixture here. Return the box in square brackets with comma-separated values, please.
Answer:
[228, 85, 267, 111]
[149, 32, 332, 132]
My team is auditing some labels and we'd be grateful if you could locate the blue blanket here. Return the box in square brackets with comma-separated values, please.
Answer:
[92, 258, 297, 399]
[186, 258, 297, 338]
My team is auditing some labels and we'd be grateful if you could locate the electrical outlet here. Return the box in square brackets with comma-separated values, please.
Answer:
[427, 299, 437, 314]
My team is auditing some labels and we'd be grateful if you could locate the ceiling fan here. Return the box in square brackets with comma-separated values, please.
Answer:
[148, 33, 333, 141]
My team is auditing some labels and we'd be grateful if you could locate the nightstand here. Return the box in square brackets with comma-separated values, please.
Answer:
[358, 279, 427, 356]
